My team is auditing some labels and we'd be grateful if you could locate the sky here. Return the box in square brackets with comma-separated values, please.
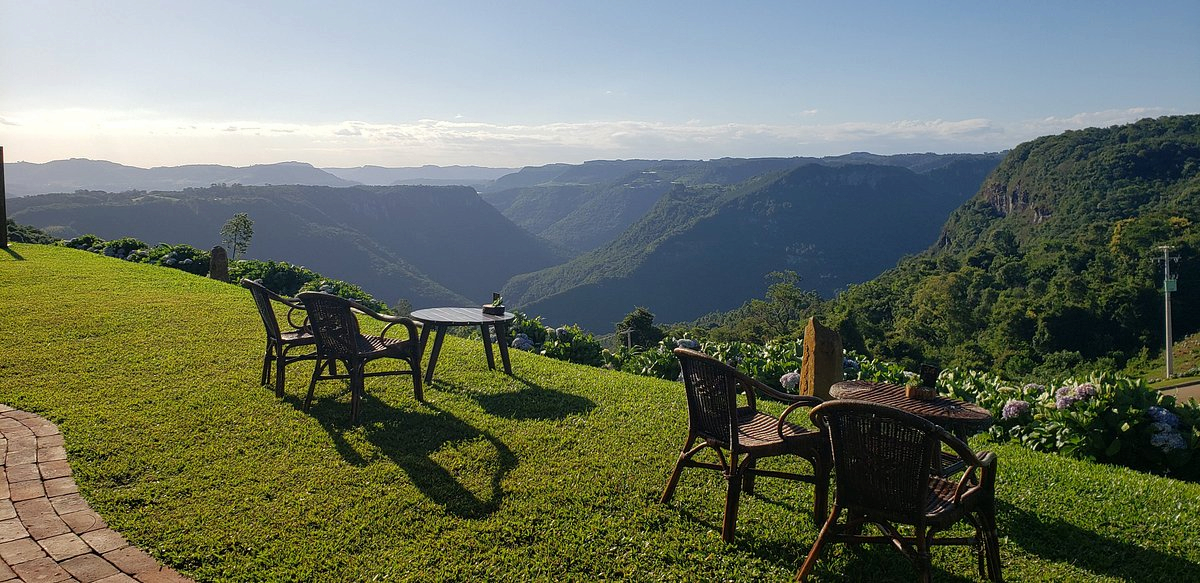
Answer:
[2, 1, 1198, 169]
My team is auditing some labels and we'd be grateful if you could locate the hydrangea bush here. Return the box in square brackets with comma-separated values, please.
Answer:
[932, 371, 1200, 481]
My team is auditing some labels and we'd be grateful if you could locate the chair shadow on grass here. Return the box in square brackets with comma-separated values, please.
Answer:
[466, 374, 596, 421]
[292, 385, 517, 519]
[998, 500, 1200, 580]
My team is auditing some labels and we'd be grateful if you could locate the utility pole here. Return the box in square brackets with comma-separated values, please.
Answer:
[1157, 245, 1179, 377]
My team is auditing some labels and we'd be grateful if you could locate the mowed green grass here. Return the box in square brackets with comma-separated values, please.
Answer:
[2, 243, 1199, 581]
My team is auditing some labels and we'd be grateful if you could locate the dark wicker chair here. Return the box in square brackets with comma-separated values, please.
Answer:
[797, 400, 1002, 582]
[296, 292, 423, 423]
[241, 279, 317, 398]
[661, 348, 830, 543]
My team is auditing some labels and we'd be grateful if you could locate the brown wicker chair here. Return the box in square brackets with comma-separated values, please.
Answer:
[661, 348, 830, 543]
[241, 279, 317, 398]
[297, 292, 423, 423]
[797, 400, 1001, 582]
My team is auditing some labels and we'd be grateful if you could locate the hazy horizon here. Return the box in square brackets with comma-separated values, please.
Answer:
[2, 1, 1198, 168]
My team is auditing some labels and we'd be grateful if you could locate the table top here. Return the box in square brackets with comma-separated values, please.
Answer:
[409, 307, 515, 326]
[829, 380, 994, 433]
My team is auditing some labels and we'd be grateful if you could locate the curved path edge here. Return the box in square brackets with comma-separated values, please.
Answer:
[0, 405, 192, 583]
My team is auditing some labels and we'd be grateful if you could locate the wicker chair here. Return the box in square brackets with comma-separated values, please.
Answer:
[241, 279, 317, 398]
[797, 400, 1002, 582]
[661, 348, 830, 543]
[296, 292, 423, 423]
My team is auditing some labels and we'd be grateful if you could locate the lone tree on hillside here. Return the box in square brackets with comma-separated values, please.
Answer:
[220, 213, 254, 260]
[616, 306, 664, 348]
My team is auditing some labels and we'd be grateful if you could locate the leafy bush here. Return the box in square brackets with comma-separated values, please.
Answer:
[540, 325, 605, 367]
[5, 220, 58, 244]
[300, 279, 388, 313]
[101, 237, 149, 259]
[129, 244, 211, 276]
[228, 260, 320, 296]
[60, 234, 106, 253]
[938, 370, 1200, 481]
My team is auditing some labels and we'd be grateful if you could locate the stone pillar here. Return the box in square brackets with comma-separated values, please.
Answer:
[799, 317, 842, 400]
[208, 245, 229, 282]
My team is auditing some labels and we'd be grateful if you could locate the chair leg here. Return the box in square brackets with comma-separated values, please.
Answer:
[349, 363, 364, 423]
[261, 341, 273, 386]
[915, 526, 932, 583]
[305, 359, 325, 411]
[813, 458, 830, 525]
[982, 510, 1003, 581]
[411, 356, 424, 402]
[722, 468, 743, 543]
[742, 457, 758, 494]
[659, 437, 697, 504]
[796, 504, 841, 582]
[274, 353, 287, 398]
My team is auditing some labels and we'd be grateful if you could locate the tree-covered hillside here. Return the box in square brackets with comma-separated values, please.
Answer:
[504, 157, 998, 331]
[824, 115, 1200, 377]
[9, 184, 566, 309]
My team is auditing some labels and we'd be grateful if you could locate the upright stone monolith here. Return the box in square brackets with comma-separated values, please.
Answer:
[799, 317, 843, 400]
[208, 245, 229, 282]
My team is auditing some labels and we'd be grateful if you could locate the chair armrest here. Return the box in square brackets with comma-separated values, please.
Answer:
[944, 438, 996, 504]
[737, 368, 819, 405]
[347, 299, 419, 340]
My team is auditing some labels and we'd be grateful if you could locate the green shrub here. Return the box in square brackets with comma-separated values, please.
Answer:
[60, 234, 106, 253]
[939, 370, 1200, 481]
[228, 260, 320, 296]
[540, 325, 605, 367]
[129, 244, 211, 276]
[300, 279, 388, 313]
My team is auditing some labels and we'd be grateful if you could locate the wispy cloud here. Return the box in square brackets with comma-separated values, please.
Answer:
[0, 107, 1175, 166]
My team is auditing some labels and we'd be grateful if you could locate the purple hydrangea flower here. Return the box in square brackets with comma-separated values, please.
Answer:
[1074, 383, 1098, 399]
[1150, 430, 1187, 453]
[1001, 399, 1031, 420]
[511, 334, 535, 351]
[780, 372, 801, 390]
[1147, 406, 1181, 428]
[1023, 383, 1046, 392]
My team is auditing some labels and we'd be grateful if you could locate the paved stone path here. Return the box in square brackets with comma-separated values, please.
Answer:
[0, 405, 191, 583]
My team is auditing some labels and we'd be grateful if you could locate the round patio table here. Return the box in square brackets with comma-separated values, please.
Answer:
[409, 307, 515, 384]
[829, 380, 994, 440]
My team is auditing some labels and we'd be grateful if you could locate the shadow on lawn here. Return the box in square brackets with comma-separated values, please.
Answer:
[299, 389, 517, 519]
[999, 500, 1200, 580]
[468, 374, 595, 420]
[2, 248, 24, 260]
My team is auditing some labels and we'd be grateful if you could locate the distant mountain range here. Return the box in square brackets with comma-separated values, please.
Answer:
[8, 185, 565, 309]
[7, 152, 1003, 331]
[501, 155, 1002, 329]
[3, 159, 517, 196]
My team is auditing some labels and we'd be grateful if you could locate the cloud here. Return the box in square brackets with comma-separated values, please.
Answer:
[0, 106, 1177, 167]
[0, 116, 17, 126]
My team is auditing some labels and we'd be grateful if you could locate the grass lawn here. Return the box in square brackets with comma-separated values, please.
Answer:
[3, 243, 1200, 581]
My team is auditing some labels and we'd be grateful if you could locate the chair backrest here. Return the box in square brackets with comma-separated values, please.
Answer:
[810, 400, 939, 523]
[674, 348, 742, 447]
[241, 278, 282, 340]
[297, 292, 363, 360]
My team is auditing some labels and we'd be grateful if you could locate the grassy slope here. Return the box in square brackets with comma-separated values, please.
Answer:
[2, 242, 1199, 581]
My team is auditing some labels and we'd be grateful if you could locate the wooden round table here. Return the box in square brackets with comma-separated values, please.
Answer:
[829, 380, 994, 439]
[409, 307, 515, 384]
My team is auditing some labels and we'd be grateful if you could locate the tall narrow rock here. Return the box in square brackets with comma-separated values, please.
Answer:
[800, 317, 842, 400]
[208, 245, 229, 282]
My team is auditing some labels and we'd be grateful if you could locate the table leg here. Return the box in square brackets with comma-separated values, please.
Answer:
[424, 325, 447, 384]
[495, 322, 513, 375]
[481, 323, 496, 370]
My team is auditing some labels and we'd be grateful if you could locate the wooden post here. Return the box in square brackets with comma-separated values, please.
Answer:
[799, 317, 843, 400]
[1, 146, 8, 249]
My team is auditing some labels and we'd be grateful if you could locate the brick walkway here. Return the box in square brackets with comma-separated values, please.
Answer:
[0, 406, 191, 583]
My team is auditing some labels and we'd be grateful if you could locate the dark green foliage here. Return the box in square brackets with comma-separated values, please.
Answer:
[228, 259, 387, 312]
[615, 306, 664, 348]
[129, 244, 211, 276]
[540, 324, 605, 367]
[823, 115, 1200, 377]
[5, 219, 58, 244]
